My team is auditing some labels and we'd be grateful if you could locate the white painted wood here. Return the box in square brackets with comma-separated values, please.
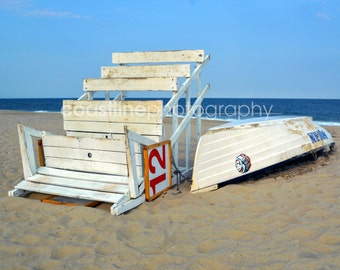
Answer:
[17, 124, 53, 179]
[125, 130, 139, 198]
[43, 146, 127, 165]
[111, 194, 145, 215]
[17, 123, 34, 179]
[162, 54, 210, 117]
[63, 100, 163, 139]
[14, 181, 127, 204]
[125, 127, 157, 198]
[12, 50, 211, 215]
[101, 64, 190, 78]
[63, 111, 162, 124]
[66, 131, 115, 139]
[42, 135, 129, 175]
[43, 135, 125, 152]
[64, 121, 163, 136]
[191, 116, 335, 192]
[28, 174, 129, 194]
[170, 84, 210, 144]
[126, 128, 156, 146]
[77, 93, 87, 100]
[134, 142, 144, 179]
[63, 132, 158, 151]
[22, 124, 47, 138]
[113, 91, 124, 100]
[63, 100, 163, 113]
[83, 77, 177, 91]
[112, 50, 204, 64]
[37, 167, 129, 184]
[66, 131, 161, 142]
[105, 91, 110, 100]
[185, 89, 191, 171]
[45, 157, 128, 176]
[172, 91, 179, 167]
[196, 73, 202, 143]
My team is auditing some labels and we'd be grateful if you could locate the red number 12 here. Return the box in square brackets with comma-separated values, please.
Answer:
[149, 145, 166, 194]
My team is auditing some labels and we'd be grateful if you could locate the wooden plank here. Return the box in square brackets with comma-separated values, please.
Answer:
[37, 167, 129, 184]
[101, 64, 190, 78]
[65, 131, 160, 142]
[43, 146, 127, 165]
[112, 50, 204, 64]
[17, 123, 34, 179]
[64, 121, 163, 136]
[28, 174, 129, 194]
[126, 128, 156, 146]
[126, 133, 139, 198]
[65, 131, 116, 139]
[63, 110, 162, 124]
[45, 157, 128, 176]
[43, 135, 125, 152]
[14, 181, 127, 204]
[83, 78, 177, 91]
[63, 100, 163, 113]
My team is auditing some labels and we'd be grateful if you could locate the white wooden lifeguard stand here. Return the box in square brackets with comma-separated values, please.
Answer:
[9, 50, 210, 215]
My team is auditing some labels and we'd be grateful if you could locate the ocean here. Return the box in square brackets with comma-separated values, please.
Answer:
[0, 98, 339, 126]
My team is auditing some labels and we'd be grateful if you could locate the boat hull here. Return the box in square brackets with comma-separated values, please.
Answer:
[191, 116, 334, 192]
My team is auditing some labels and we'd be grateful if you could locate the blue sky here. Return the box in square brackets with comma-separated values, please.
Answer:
[1, 0, 339, 99]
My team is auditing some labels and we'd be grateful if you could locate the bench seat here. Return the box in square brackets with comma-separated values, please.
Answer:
[15, 180, 128, 204]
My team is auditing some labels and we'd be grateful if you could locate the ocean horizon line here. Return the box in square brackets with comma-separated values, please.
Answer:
[1, 97, 340, 101]
[1, 98, 339, 126]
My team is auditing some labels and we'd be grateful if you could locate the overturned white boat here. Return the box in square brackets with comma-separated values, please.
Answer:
[191, 116, 334, 192]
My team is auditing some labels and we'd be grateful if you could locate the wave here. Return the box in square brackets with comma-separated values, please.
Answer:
[316, 121, 340, 127]
[34, 110, 61, 113]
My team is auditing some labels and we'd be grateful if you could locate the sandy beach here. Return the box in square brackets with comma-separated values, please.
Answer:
[0, 110, 339, 269]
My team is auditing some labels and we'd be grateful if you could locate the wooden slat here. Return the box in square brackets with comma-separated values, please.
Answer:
[65, 131, 160, 142]
[65, 131, 116, 139]
[112, 50, 204, 64]
[43, 135, 125, 152]
[63, 111, 162, 124]
[37, 167, 129, 184]
[64, 121, 163, 136]
[101, 64, 190, 78]
[43, 147, 143, 167]
[43, 146, 127, 165]
[83, 78, 177, 91]
[15, 181, 126, 204]
[45, 157, 128, 176]
[28, 174, 129, 194]
[63, 100, 163, 113]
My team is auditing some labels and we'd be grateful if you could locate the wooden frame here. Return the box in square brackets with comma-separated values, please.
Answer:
[10, 49, 210, 215]
[10, 123, 150, 215]
[80, 50, 210, 174]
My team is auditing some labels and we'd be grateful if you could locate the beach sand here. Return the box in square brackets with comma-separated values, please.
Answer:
[0, 110, 339, 269]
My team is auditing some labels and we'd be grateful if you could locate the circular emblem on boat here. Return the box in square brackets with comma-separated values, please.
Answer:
[235, 153, 251, 173]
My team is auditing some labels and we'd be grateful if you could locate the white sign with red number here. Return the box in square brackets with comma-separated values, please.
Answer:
[144, 140, 172, 201]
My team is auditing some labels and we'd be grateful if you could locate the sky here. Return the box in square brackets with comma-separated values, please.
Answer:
[0, 0, 339, 99]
